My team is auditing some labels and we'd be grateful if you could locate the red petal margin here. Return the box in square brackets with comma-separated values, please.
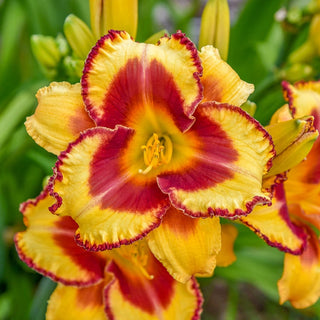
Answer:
[15, 187, 105, 286]
[158, 102, 274, 218]
[49, 126, 170, 251]
[241, 182, 307, 255]
[81, 30, 203, 133]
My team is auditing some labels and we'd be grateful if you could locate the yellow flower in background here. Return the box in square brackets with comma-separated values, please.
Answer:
[267, 81, 320, 309]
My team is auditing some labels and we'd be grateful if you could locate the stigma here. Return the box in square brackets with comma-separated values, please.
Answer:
[139, 133, 173, 174]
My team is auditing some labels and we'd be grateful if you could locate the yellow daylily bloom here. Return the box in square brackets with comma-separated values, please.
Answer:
[24, 30, 275, 284]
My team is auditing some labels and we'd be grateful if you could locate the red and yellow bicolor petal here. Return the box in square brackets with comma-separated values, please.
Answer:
[147, 206, 221, 283]
[15, 187, 105, 286]
[105, 244, 203, 320]
[50, 126, 170, 250]
[216, 224, 238, 267]
[200, 46, 254, 106]
[278, 225, 320, 309]
[240, 182, 307, 254]
[283, 81, 320, 130]
[25, 82, 95, 155]
[158, 102, 275, 218]
[47, 282, 106, 320]
[285, 175, 320, 216]
[82, 30, 202, 132]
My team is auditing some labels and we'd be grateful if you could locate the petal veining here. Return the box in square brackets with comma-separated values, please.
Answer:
[25, 82, 95, 155]
[147, 206, 221, 283]
[200, 46, 254, 106]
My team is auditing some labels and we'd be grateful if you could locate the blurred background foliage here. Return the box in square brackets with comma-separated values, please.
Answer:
[1, 0, 320, 319]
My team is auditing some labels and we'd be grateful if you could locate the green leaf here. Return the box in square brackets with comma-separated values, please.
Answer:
[29, 277, 56, 320]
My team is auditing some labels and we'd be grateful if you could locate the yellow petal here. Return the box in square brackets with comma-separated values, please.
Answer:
[269, 104, 293, 124]
[278, 227, 320, 309]
[147, 207, 221, 283]
[200, 46, 254, 105]
[25, 82, 95, 155]
[216, 224, 238, 267]
[90, 0, 138, 39]
[283, 81, 320, 122]
[199, 0, 230, 60]
[47, 283, 106, 320]
[240, 182, 306, 254]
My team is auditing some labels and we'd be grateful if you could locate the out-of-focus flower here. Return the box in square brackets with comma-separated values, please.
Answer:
[199, 0, 230, 60]
[271, 81, 320, 308]
[25, 30, 275, 282]
[237, 81, 319, 257]
[289, 14, 320, 64]
[278, 210, 320, 309]
[15, 187, 203, 320]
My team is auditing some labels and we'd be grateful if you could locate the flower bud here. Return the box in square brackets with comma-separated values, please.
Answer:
[89, 0, 138, 39]
[240, 100, 256, 117]
[199, 0, 230, 60]
[31, 35, 61, 69]
[64, 14, 95, 60]
[278, 63, 315, 82]
[63, 56, 84, 81]
[145, 30, 168, 44]
[288, 14, 320, 64]
[265, 116, 318, 177]
[31, 35, 61, 79]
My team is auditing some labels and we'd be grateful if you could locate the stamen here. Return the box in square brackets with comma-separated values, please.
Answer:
[114, 242, 154, 280]
[139, 133, 173, 174]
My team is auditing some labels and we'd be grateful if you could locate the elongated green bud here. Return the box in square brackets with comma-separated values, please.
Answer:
[64, 14, 95, 60]
[199, 0, 230, 60]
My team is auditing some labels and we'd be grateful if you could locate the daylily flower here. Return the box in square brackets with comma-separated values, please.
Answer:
[274, 81, 320, 308]
[25, 30, 275, 282]
[15, 186, 203, 320]
[237, 83, 319, 256]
